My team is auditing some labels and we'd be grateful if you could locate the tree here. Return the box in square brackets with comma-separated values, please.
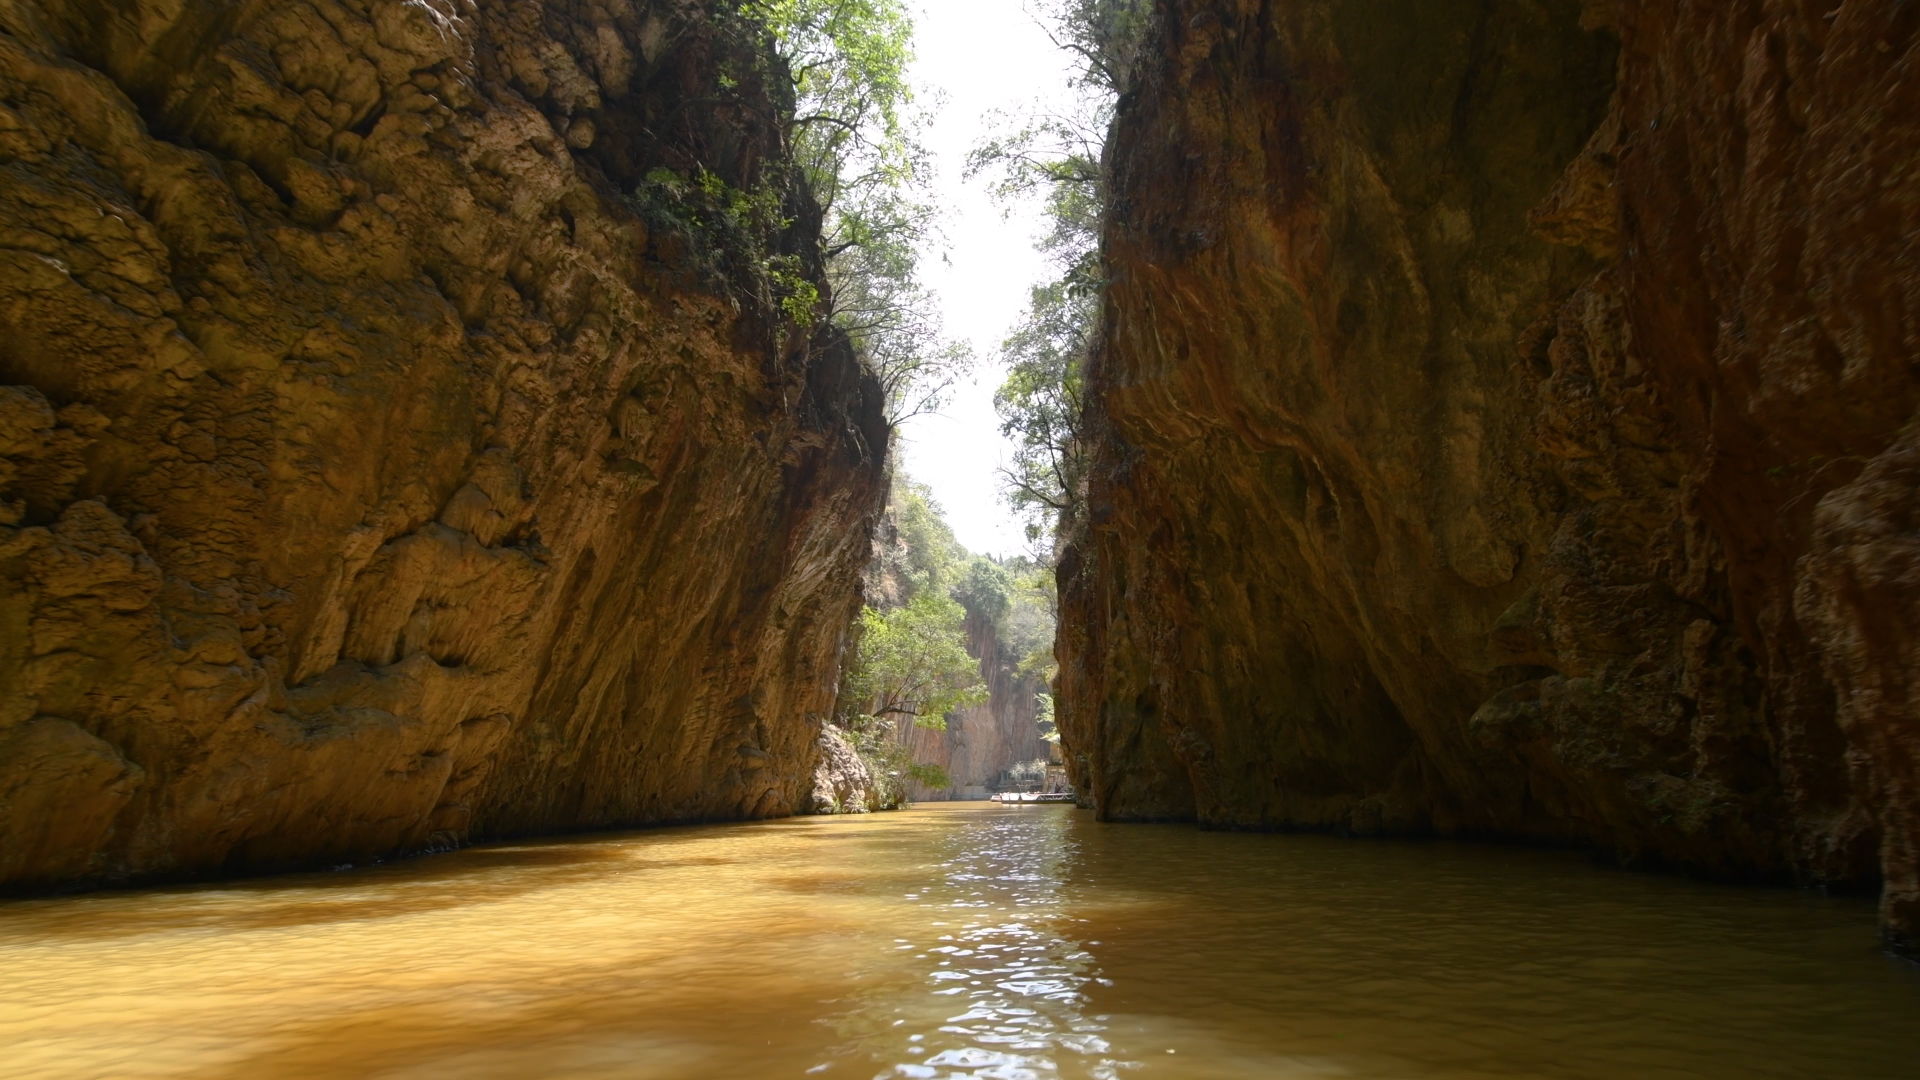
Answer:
[754, 0, 974, 424]
[844, 592, 988, 729]
[994, 278, 1092, 542]
[968, 0, 1152, 549]
[950, 556, 1014, 625]
[840, 476, 1063, 801]
[840, 472, 983, 803]
[1031, 0, 1153, 97]
[999, 558, 1058, 681]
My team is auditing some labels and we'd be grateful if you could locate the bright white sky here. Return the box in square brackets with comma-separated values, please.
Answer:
[895, 0, 1078, 559]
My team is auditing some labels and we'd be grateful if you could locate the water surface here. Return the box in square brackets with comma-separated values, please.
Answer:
[2, 804, 1915, 1078]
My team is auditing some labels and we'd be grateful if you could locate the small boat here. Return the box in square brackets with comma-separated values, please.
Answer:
[989, 792, 1076, 804]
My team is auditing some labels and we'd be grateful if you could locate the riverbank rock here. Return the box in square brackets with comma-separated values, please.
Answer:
[1059, 0, 1920, 953]
[0, 0, 885, 888]
[810, 725, 879, 814]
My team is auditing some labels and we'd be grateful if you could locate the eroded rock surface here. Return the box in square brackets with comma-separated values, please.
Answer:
[1060, 0, 1920, 952]
[810, 724, 878, 814]
[0, 0, 884, 887]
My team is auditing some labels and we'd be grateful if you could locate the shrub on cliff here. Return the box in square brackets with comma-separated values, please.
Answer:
[629, 1, 970, 420]
[865, 472, 970, 606]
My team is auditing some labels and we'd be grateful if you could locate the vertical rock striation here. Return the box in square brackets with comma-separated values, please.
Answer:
[1061, 0, 1920, 953]
[0, 0, 886, 888]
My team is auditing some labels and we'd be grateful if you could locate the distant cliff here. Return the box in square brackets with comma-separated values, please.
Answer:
[902, 605, 1050, 800]
[1059, 0, 1920, 955]
[0, 0, 885, 887]
[861, 477, 1052, 800]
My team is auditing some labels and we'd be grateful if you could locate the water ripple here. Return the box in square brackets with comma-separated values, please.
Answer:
[850, 810, 1138, 1080]
[1, 805, 1916, 1078]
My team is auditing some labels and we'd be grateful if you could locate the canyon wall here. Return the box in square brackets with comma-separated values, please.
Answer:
[1059, 0, 1920, 953]
[0, 0, 886, 888]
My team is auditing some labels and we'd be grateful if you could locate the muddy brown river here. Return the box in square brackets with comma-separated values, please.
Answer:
[2, 803, 1916, 1078]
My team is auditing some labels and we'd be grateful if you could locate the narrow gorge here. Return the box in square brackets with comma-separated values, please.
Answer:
[2, 1, 1919, 1077]
[1, 2, 1918, 1071]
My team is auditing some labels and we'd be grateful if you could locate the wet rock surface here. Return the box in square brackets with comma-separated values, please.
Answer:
[0, 0, 885, 888]
[1059, 0, 1920, 951]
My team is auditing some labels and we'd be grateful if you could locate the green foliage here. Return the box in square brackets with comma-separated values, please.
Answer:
[1034, 692, 1060, 745]
[966, 0, 1149, 264]
[906, 761, 952, 790]
[942, 552, 1054, 692]
[870, 473, 968, 602]
[995, 557, 1056, 678]
[841, 470, 1061, 795]
[835, 551, 980, 804]
[845, 593, 988, 728]
[1015, 640, 1055, 683]
[752, 0, 915, 149]
[948, 551, 1057, 755]
[636, 163, 817, 335]
[753, 0, 973, 423]
[1037, 0, 1154, 96]
[950, 557, 1014, 624]
[838, 713, 918, 807]
[841, 719, 952, 805]
[994, 279, 1093, 542]
[624, 2, 977, 407]
[969, 0, 1153, 549]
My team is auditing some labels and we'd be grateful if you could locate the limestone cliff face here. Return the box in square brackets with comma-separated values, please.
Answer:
[902, 608, 1049, 799]
[1060, 0, 1920, 952]
[0, 0, 886, 888]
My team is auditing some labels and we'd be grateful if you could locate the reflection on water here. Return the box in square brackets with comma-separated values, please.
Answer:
[1, 805, 1916, 1079]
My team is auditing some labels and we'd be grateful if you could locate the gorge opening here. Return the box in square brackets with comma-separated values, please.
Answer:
[2, 0, 1918, 1077]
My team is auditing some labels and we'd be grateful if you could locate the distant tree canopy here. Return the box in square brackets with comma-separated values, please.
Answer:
[950, 557, 1013, 625]
[866, 473, 968, 605]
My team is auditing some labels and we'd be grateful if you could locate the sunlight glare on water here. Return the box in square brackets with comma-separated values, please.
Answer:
[1, 804, 1916, 1079]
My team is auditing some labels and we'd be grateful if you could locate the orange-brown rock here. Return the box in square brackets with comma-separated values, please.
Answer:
[0, 0, 885, 888]
[1059, 0, 1920, 954]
